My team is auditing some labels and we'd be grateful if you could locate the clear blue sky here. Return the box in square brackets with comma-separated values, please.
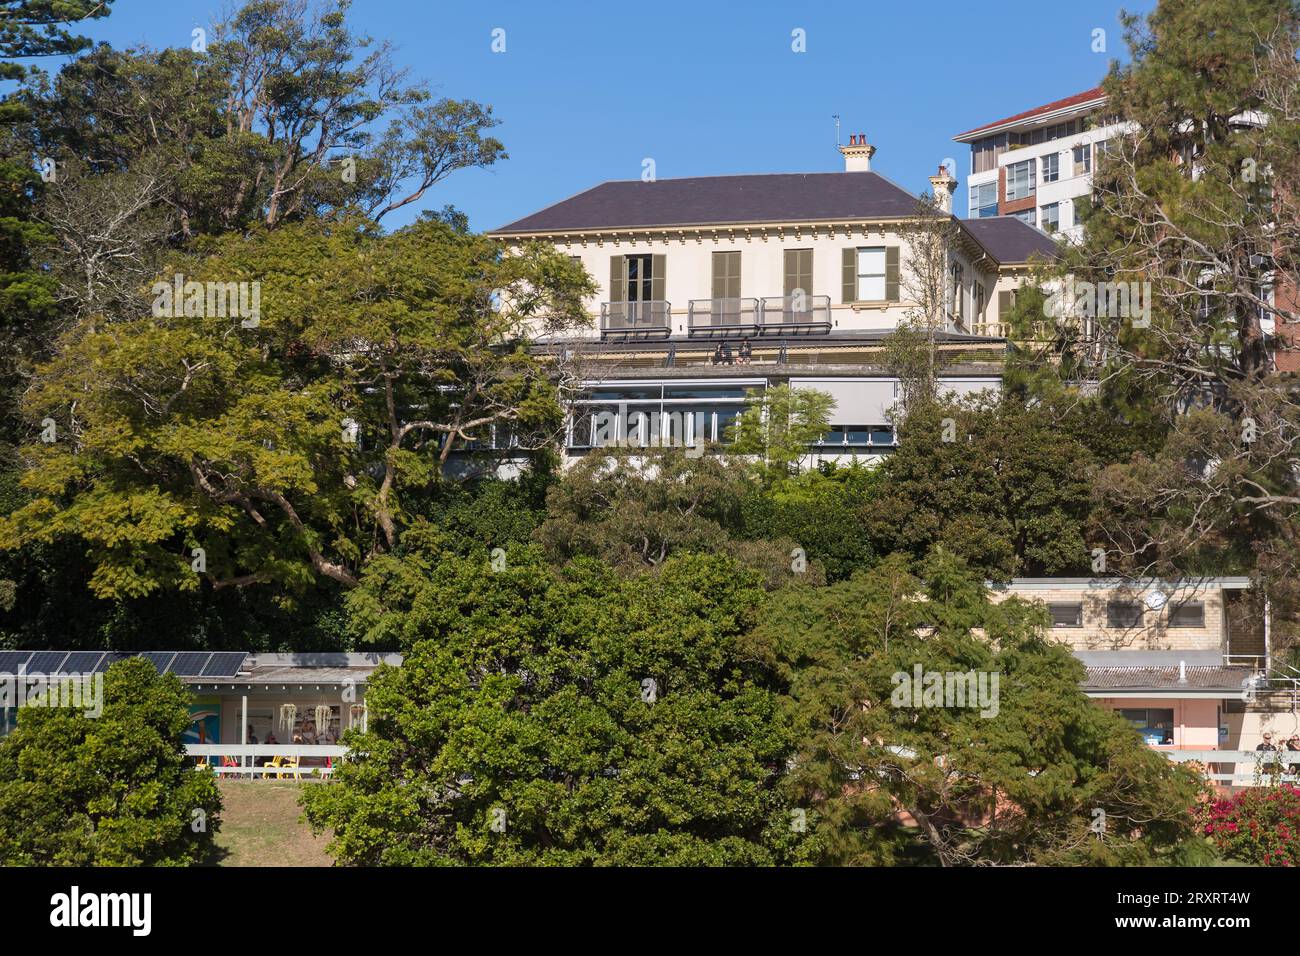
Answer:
[39, 0, 1154, 224]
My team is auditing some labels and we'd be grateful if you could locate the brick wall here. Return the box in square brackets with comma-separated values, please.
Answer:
[989, 583, 1227, 652]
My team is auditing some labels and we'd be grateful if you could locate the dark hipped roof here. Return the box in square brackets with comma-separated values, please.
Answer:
[954, 86, 1107, 140]
[491, 172, 919, 234]
[959, 217, 1058, 264]
[1082, 666, 1255, 693]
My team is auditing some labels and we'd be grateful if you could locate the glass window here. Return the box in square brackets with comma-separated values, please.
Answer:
[970, 182, 998, 218]
[1040, 202, 1060, 233]
[1011, 208, 1036, 226]
[663, 385, 749, 399]
[626, 255, 653, 303]
[870, 428, 895, 446]
[1107, 601, 1144, 628]
[1049, 602, 1083, 627]
[856, 247, 886, 301]
[1168, 602, 1205, 628]
[1041, 153, 1060, 183]
[1119, 708, 1175, 746]
[1073, 143, 1091, 176]
[1006, 160, 1036, 201]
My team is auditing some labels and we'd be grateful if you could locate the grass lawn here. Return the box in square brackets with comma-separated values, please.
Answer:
[212, 779, 334, 867]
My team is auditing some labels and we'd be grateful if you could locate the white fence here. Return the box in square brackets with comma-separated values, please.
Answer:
[186, 743, 347, 779]
[1164, 749, 1300, 786]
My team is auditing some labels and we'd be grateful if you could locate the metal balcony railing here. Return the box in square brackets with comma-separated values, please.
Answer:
[757, 295, 832, 335]
[687, 297, 760, 337]
[600, 300, 671, 339]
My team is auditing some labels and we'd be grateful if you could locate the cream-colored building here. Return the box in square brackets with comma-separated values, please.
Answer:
[487, 134, 1056, 465]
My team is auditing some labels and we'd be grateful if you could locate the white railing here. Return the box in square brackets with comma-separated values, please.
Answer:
[1163, 749, 1300, 786]
[186, 743, 347, 779]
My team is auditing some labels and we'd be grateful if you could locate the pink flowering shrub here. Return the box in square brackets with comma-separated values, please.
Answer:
[1195, 785, 1300, 866]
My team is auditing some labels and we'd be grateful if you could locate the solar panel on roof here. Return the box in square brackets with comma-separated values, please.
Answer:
[61, 651, 104, 674]
[0, 651, 32, 673]
[140, 651, 176, 673]
[26, 651, 68, 673]
[93, 652, 133, 673]
[200, 652, 247, 678]
[166, 652, 211, 676]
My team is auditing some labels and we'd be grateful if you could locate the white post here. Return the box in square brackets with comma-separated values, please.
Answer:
[241, 694, 248, 774]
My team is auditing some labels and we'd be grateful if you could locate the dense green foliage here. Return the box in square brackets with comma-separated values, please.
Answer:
[304, 551, 806, 865]
[0, 657, 222, 865]
[748, 551, 1211, 866]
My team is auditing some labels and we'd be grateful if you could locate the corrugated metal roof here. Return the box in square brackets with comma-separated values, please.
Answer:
[1083, 665, 1256, 692]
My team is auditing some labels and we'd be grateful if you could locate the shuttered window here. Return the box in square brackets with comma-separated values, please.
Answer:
[609, 255, 626, 303]
[784, 249, 812, 298]
[845, 247, 899, 302]
[885, 247, 900, 301]
[1048, 603, 1083, 627]
[651, 254, 665, 303]
[1168, 602, 1205, 628]
[712, 251, 741, 299]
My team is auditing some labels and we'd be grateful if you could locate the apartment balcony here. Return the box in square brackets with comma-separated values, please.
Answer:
[686, 297, 760, 337]
[600, 300, 671, 340]
[683, 295, 833, 339]
[757, 295, 832, 335]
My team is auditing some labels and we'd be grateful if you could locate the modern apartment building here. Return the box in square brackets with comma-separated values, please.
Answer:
[953, 87, 1122, 241]
[488, 135, 1056, 464]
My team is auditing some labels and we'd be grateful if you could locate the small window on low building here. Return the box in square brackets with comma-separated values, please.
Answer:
[1168, 601, 1205, 628]
[1118, 708, 1174, 746]
[1048, 602, 1083, 627]
[1107, 601, 1144, 628]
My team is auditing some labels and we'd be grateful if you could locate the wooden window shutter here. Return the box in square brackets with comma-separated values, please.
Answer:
[609, 256, 626, 303]
[713, 251, 740, 299]
[885, 246, 900, 301]
[651, 254, 666, 302]
[841, 247, 856, 302]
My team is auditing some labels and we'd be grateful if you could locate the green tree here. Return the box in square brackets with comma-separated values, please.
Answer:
[1042, 0, 1300, 640]
[0, 657, 221, 865]
[867, 397, 1096, 579]
[745, 550, 1210, 866]
[534, 447, 821, 588]
[304, 551, 806, 865]
[0, 218, 592, 597]
[740, 463, 881, 582]
[726, 383, 832, 480]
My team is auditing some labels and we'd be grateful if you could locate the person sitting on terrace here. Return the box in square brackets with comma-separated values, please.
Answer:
[721, 342, 733, 365]
[711, 344, 723, 366]
[738, 338, 752, 364]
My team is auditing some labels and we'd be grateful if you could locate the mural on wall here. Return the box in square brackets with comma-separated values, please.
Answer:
[184, 697, 221, 745]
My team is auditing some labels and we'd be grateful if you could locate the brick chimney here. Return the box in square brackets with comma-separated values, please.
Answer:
[929, 163, 957, 214]
[838, 132, 876, 172]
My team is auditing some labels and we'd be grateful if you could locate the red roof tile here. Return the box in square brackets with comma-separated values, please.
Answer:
[955, 87, 1107, 140]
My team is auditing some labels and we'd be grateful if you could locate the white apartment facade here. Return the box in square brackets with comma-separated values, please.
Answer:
[954, 87, 1127, 242]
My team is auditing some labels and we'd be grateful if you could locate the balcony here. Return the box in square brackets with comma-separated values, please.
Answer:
[600, 300, 671, 340]
[757, 295, 832, 335]
[687, 298, 760, 338]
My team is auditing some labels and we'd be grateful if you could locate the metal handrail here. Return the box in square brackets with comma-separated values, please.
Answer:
[686, 297, 759, 337]
[599, 300, 671, 336]
[757, 295, 832, 334]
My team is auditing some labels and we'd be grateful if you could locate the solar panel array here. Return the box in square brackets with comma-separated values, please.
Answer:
[0, 651, 248, 678]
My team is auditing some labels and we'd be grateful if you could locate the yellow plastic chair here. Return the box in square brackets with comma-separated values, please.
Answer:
[262, 755, 284, 779]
